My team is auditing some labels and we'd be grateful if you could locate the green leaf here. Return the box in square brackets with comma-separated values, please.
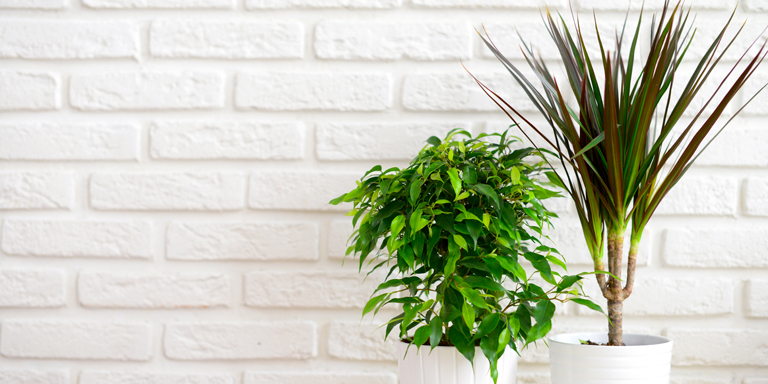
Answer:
[533, 300, 556, 325]
[362, 293, 387, 318]
[509, 167, 520, 184]
[429, 317, 443, 349]
[474, 313, 499, 340]
[413, 325, 430, 347]
[390, 215, 405, 237]
[399, 244, 415, 271]
[557, 275, 582, 292]
[462, 300, 474, 330]
[496, 256, 527, 283]
[465, 276, 506, 292]
[544, 171, 565, 190]
[454, 191, 470, 201]
[497, 326, 510, 354]
[453, 234, 468, 250]
[445, 236, 461, 276]
[409, 209, 423, 232]
[448, 325, 475, 364]
[571, 298, 606, 316]
[447, 168, 462, 197]
[410, 180, 422, 203]
[523, 252, 553, 284]
[329, 193, 346, 205]
[459, 286, 489, 309]
[427, 136, 441, 146]
[473, 184, 501, 208]
[482, 213, 491, 229]
[466, 220, 481, 249]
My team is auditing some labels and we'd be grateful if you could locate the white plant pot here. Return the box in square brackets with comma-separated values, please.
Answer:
[549, 332, 673, 384]
[398, 341, 518, 384]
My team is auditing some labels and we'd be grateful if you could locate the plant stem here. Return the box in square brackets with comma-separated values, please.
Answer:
[607, 299, 624, 346]
[623, 236, 640, 298]
[605, 227, 625, 346]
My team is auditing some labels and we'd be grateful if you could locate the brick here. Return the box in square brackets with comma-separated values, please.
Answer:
[0, 71, 58, 111]
[245, 372, 397, 384]
[692, 121, 768, 166]
[668, 328, 768, 366]
[78, 272, 230, 309]
[328, 220, 353, 259]
[316, 123, 466, 160]
[0, 270, 64, 308]
[235, 72, 391, 111]
[2, 219, 151, 259]
[150, 20, 302, 59]
[0, 320, 151, 360]
[516, 373, 550, 384]
[91, 172, 244, 211]
[412, 0, 565, 8]
[670, 378, 732, 384]
[747, 279, 768, 317]
[0, 172, 73, 209]
[0, 21, 137, 59]
[655, 176, 736, 216]
[150, 121, 304, 160]
[746, 0, 768, 11]
[0, 370, 68, 384]
[0, 0, 64, 8]
[167, 222, 318, 261]
[544, 220, 650, 266]
[682, 18, 763, 62]
[80, 372, 233, 384]
[0, 123, 138, 161]
[246, 0, 400, 8]
[663, 227, 768, 268]
[480, 21, 560, 61]
[745, 177, 768, 216]
[249, 171, 358, 211]
[164, 322, 316, 360]
[244, 271, 378, 308]
[402, 73, 536, 112]
[482, 19, 638, 61]
[579, 278, 733, 316]
[315, 21, 470, 60]
[70, 72, 224, 111]
[577, 0, 665, 10]
[83, 0, 231, 8]
[327, 321, 397, 361]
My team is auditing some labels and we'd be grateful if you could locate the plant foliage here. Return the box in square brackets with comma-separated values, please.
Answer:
[330, 129, 601, 382]
[469, 0, 767, 346]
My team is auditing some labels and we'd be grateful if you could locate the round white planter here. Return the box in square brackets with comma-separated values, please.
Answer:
[398, 341, 518, 384]
[549, 332, 673, 384]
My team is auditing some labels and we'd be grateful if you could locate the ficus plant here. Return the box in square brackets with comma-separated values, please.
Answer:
[470, 0, 767, 346]
[330, 129, 603, 383]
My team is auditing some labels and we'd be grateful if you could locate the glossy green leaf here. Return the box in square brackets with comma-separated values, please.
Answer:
[462, 300, 474, 329]
[429, 317, 443, 349]
[447, 168, 462, 197]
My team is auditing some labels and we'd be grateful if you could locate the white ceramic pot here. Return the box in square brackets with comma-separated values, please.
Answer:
[549, 332, 673, 384]
[398, 341, 518, 384]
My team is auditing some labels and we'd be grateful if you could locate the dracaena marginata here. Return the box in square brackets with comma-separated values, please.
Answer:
[468, 0, 767, 346]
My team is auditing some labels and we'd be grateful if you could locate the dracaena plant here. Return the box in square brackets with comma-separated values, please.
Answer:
[470, 0, 767, 346]
[330, 129, 602, 383]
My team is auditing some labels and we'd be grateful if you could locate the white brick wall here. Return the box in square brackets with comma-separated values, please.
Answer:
[2, 2, 767, 382]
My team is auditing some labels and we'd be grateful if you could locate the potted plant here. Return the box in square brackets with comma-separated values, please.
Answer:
[330, 129, 602, 384]
[470, 0, 767, 382]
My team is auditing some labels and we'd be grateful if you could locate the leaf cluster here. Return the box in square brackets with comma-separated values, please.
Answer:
[471, 0, 767, 303]
[330, 129, 601, 383]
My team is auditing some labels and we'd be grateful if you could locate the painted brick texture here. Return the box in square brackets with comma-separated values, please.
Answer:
[1, 3, 766, 382]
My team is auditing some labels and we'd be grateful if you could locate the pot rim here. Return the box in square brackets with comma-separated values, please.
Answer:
[548, 332, 672, 348]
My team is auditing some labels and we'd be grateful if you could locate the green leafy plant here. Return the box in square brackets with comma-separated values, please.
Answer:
[470, 0, 767, 346]
[330, 129, 602, 382]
